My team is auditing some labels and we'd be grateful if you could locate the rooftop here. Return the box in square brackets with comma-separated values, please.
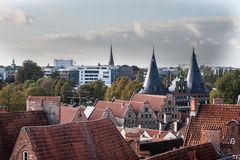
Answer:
[14, 118, 138, 160]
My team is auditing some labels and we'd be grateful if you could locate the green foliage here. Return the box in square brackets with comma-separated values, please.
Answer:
[105, 77, 142, 101]
[50, 70, 60, 79]
[136, 70, 144, 83]
[79, 80, 107, 105]
[214, 69, 240, 104]
[0, 84, 26, 111]
[16, 60, 43, 83]
[60, 82, 73, 104]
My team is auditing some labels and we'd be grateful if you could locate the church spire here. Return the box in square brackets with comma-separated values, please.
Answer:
[187, 45, 208, 94]
[108, 44, 114, 66]
[139, 46, 167, 95]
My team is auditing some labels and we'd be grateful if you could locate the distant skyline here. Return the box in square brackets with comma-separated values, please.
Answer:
[0, 0, 240, 67]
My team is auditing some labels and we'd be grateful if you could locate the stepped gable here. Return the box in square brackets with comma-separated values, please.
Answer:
[131, 93, 167, 111]
[184, 104, 240, 146]
[94, 101, 129, 118]
[114, 99, 144, 113]
[60, 106, 86, 124]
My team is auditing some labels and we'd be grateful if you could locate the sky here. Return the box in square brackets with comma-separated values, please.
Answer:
[0, 0, 240, 67]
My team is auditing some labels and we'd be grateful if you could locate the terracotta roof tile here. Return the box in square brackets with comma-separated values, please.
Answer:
[94, 101, 128, 118]
[88, 109, 105, 120]
[185, 104, 240, 147]
[60, 106, 85, 124]
[0, 111, 48, 160]
[146, 143, 220, 160]
[131, 94, 167, 111]
[0, 108, 7, 114]
[114, 99, 144, 113]
[16, 118, 138, 160]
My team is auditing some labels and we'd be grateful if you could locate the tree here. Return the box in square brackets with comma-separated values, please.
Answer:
[0, 84, 26, 111]
[16, 60, 43, 83]
[60, 82, 73, 104]
[50, 70, 60, 79]
[105, 77, 142, 101]
[79, 80, 107, 105]
[136, 70, 144, 83]
[25, 86, 48, 97]
[215, 69, 240, 103]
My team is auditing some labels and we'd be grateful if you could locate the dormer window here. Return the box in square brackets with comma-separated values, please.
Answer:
[230, 138, 236, 144]
[23, 151, 29, 160]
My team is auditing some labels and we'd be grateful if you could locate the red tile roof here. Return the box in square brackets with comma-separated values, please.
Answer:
[0, 108, 7, 114]
[27, 96, 61, 102]
[17, 118, 138, 160]
[146, 143, 220, 160]
[94, 101, 129, 118]
[60, 106, 85, 124]
[114, 99, 145, 113]
[88, 109, 105, 120]
[131, 93, 167, 111]
[185, 104, 240, 147]
[0, 111, 48, 160]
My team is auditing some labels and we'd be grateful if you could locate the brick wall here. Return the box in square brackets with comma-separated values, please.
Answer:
[10, 129, 37, 160]
[27, 98, 60, 124]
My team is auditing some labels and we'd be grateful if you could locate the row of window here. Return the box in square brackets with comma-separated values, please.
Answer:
[141, 114, 152, 118]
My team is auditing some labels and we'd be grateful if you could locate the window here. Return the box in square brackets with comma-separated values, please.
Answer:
[22, 151, 29, 160]
[230, 138, 236, 144]
[149, 114, 152, 118]
[141, 114, 143, 118]
[145, 108, 148, 112]
[145, 114, 148, 118]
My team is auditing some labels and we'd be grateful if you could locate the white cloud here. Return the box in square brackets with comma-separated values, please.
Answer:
[0, 0, 33, 24]
[133, 22, 145, 37]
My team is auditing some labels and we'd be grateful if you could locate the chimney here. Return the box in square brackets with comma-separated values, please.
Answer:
[158, 122, 162, 132]
[213, 98, 223, 105]
[186, 118, 190, 124]
[173, 121, 178, 132]
[237, 95, 240, 105]
[190, 98, 199, 117]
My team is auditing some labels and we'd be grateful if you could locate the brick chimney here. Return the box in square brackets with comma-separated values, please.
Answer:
[190, 98, 199, 117]
[213, 98, 223, 105]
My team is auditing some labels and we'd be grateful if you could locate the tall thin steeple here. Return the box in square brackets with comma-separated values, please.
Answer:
[187, 45, 208, 94]
[139, 46, 167, 95]
[108, 44, 114, 66]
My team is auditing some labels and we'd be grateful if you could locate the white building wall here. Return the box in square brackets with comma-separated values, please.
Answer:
[78, 65, 113, 86]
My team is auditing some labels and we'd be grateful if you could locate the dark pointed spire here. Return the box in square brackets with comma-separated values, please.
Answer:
[108, 44, 114, 66]
[139, 47, 167, 95]
[187, 46, 208, 94]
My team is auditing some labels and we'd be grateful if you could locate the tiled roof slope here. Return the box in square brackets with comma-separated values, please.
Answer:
[131, 93, 167, 111]
[94, 101, 128, 118]
[88, 109, 105, 120]
[147, 143, 220, 160]
[0, 111, 48, 160]
[114, 99, 144, 113]
[20, 118, 138, 160]
[60, 106, 85, 124]
[0, 108, 7, 114]
[184, 104, 240, 146]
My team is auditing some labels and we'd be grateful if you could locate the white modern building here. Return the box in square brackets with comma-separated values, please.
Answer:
[77, 65, 113, 86]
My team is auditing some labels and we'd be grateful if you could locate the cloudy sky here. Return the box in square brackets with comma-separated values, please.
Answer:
[0, 0, 240, 67]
